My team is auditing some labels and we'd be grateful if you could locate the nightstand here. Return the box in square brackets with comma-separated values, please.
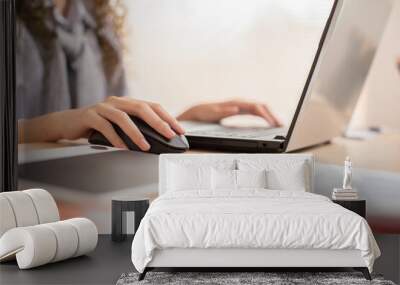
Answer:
[332, 199, 366, 218]
[112, 197, 150, 242]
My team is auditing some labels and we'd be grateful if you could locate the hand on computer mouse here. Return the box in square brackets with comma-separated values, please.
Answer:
[74, 97, 185, 150]
[18, 96, 185, 151]
[177, 100, 281, 127]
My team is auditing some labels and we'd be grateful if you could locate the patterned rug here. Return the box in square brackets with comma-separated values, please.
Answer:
[117, 272, 396, 285]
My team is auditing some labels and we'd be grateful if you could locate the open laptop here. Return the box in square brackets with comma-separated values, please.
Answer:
[183, 0, 393, 153]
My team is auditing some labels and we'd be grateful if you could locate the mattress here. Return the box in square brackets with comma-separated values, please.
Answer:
[131, 190, 380, 273]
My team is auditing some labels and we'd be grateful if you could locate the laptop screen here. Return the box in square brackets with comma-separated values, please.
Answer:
[286, 0, 393, 151]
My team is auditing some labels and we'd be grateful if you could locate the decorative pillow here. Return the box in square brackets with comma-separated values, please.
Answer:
[237, 159, 308, 191]
[167, 163, 212, 191]
[266, 165, 306, 191]
[211, 169, 237, 190]
[236, 169, 268, 189]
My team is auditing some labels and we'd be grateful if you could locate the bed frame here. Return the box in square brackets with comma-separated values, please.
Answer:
[136, 154, 373, 281]
[139, 248, 371, 280]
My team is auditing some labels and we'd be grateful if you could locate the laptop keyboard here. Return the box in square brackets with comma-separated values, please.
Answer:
[187, 127, 286, 139]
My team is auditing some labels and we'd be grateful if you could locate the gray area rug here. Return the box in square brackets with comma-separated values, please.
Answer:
[117, 272, 396, 285]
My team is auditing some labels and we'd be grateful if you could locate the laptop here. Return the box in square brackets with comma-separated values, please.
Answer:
[183, 0, 393, 153]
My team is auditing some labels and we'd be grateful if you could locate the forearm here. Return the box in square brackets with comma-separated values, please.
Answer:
[18, 111, 72, 144]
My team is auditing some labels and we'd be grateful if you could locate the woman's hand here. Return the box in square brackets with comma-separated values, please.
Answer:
[18, 97, 185, 151]
[177, 100, 281, 127]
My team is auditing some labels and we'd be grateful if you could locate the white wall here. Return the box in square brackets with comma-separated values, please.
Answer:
[350, 0, 400, 131]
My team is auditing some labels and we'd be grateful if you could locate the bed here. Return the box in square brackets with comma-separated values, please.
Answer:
[131, 154, 380, 281]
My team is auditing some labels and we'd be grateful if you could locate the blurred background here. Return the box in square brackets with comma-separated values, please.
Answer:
[123, 0, 400, 130]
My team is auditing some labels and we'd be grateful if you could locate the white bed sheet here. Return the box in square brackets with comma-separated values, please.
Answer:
[131, 190, 380, 273]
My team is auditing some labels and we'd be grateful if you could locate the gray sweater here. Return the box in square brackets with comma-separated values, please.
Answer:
[16, 1, 126, 120]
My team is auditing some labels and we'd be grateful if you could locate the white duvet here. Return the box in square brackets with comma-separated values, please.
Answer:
[131, 190, 380, 273]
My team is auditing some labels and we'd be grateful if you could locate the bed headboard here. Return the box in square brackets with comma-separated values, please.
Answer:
[159, 153, 314, 194]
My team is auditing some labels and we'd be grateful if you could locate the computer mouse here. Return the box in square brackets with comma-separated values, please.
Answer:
[88, 116, 189, 154]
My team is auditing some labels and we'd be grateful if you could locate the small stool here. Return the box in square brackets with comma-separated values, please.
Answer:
[112, 197, 149, 242]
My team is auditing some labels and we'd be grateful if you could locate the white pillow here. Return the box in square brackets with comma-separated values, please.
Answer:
[167, 163, 212, 191]
[237, 159, 308, 191]
[211, 169, 237, 190]
[236, 169, 267, 189]
[211, 169, 268, 190]
[267, 166, 306, 191]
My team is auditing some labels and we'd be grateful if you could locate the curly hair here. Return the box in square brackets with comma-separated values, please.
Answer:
[16, 0, 126, 81]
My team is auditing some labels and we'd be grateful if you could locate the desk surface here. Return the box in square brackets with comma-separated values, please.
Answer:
[298, 134, 400, 173]
[0, 235, 133, 285]
[18, 133, 400, 173]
